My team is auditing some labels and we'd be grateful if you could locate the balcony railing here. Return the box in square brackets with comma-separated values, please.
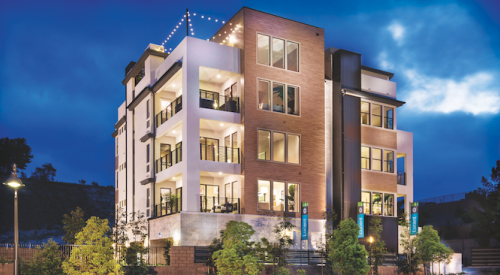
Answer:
[155, 148, 182, 173]
[156, 95, 182, 128]
[200, 145, 240, 164]
[199, 90, 240, 113]
[155, 198, 182, 218]
[200, 196, 240, 214]
[397, 172, 406, 185]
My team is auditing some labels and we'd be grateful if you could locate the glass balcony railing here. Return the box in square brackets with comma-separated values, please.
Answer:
[155, 198, 181, 218]
[155, 148, 182, 173]
[200, 144, 240, 164]
[200, 196, 240, 214]
[156, 95, 182, 128]
[199, 90, 240, 113]
[397, 172, 406, 185]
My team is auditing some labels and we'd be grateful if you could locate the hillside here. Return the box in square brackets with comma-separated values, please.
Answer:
[0, 178, 114, 243]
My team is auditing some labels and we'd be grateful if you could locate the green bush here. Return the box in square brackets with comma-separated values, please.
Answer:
[20, 239, 63, 275]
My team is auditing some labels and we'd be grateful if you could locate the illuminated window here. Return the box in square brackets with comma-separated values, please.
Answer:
[361, 191, 371, 214]
[258, 130, 271, 160]
[258, 180, 271, 210]
[361, 146, 370, 169]
[372, 148, 382, 171]
[372, 104, 382, 127]
[361, 101, 370, 125]
[385, 150, 394, 173]
[257, 34, 270, 65]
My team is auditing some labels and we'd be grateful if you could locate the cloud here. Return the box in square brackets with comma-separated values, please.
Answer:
[387, 22, 405, 44]
[404, 70, 500, 115]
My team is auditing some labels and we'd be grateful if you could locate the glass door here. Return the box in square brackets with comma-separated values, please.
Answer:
[200, 137, 219, 161]
[200, 184, 219, 212]
[160, 188, 171, 215]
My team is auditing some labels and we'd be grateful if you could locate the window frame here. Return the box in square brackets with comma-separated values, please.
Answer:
[257, 179, 301, 213]
[256, 32, 301, 73]
[361, 190, 397, 217]
[360, 99, 397, 130]
[257, 78, 301, 117]
[257, 128, 301, 165]
[362, 145, 396, 174]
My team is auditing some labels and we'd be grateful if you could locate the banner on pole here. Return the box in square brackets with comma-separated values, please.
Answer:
[357, 202, 365, 238]
[301, 202, 308, 240]
[410, 202, 419, 235]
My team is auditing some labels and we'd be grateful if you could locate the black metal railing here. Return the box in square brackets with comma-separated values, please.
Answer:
[199, 90, 240, 113]
[155, 198, 181, 218]
[135, 68, 145, 86]
[155, 148, 182, 173]
[199, 196, 240, 214]
[156, 95, 182, 128]
[397, 172, 406, 185]
[200, 144, 240, 163]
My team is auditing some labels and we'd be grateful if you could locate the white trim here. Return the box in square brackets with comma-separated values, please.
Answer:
[257, 128, 301, 165]
[256, 78, 301, 117]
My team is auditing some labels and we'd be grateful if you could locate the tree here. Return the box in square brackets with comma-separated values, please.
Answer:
[468, 160, 500, 246]
[79, 179, 87, 185]
[20, 239, 64, 275]
[272, 213, 297, 267]
[398, 212, 419, 275]
[414, 225, 441, 275]
[30, 163, 56, 181]
[328, 218, 369, 275]
[0, 137, 33, 176]
[369, 216, 386, 275]
[91, 181, 99, 187]
[62, 216, 122, 274]
[315, 206, 337, 275]
[122, 211, 152, 275]
[212, 221, 264, 275]
[62, 207, 86, 244]
[163, 239, 174, 265]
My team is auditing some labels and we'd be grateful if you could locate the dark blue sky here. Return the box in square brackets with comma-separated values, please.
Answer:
[1, 0, 499, 200]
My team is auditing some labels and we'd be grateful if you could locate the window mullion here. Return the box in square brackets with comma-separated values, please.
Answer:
[285, 182, 289, 212]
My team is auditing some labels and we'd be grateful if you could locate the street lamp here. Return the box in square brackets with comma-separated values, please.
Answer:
[3, 164, 25, 275]
[369, 236, 374, 275]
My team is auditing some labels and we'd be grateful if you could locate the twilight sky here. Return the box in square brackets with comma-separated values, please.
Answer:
[0, 0, 499, 200]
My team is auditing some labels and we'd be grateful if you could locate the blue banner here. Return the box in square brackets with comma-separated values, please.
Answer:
[410, 202, 419, 235]
[301, 202, 308, 240]
[357, 202, 364, 238]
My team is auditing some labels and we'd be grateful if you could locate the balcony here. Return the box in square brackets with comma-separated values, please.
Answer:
[155, 198, 181, 218]
[200, 144, 240, 164]
[200, 196, 240, 214]
[397, 172, 406, 185]
[200, 90, 240, 113]
[156, 95, 182, 128]
[156, 147, 182, 173]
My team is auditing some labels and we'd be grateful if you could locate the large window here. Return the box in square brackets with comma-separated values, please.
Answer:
[361, 191, 371, 215]
[257, 34, 270, 65]
[362, 146, 396, 174]
[287, 86, 300, 115]
[258, 79, 300, 116]
[258, 180, 271, 210]
[272, 38, 285, 69]
[258, 180, 300, 212]
[287, 135, 300, 164]
[384, 194, 394, 216]
[258, 80, 271, 111]
[372, 193, 383, 215]
[258, 130, 271, 160]
[361, 101, 396, 130]
[363, 191, 396, 217]
[385, 107, 394, 129]
[258, 130, 300, 164]
[361, 101, 370, 125]
[372, 148, 382, 171]
[287, 183, 299, 212]
[272, 83, 285, 113]
[384, 150, 394, 173]
[361, 146, 370, 169]
[257, 33, 299, 72]
[287, 41, 299, 72]
[372, 104, 382, 127]
[273, 132, 285, 162]
[273, 181, 285, 211]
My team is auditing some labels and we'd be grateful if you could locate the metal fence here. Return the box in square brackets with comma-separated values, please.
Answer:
[417, 192, 470, 205]
[0, 243, 77, 262]
[156, 95, 182, 128]
[155, 147, 182, 173]
[199, 90, 240, 113]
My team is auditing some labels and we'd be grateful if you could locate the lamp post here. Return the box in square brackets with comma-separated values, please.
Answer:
[369, 236, 374, 275]
[3, 164, 25, 275]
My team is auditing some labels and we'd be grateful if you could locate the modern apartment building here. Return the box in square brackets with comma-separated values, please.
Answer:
[112, 7, 413, 251]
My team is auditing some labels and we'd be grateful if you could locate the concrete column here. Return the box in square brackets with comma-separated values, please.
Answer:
[181, 38, 201, 212]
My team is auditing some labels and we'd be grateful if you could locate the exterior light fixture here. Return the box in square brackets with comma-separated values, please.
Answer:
[219, 172, 222, 175]
[3, 164, 25, 275]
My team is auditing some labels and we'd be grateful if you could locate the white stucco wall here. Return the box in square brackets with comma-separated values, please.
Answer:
[397, 130, 414, 217]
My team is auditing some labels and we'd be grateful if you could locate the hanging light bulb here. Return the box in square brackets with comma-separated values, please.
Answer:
[222, 21, 225, 24]
[201, 15, 204, 18]
[192, 32, 194, 35]
[215, 19, 218, 22]
[193, 13, 196, 16]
